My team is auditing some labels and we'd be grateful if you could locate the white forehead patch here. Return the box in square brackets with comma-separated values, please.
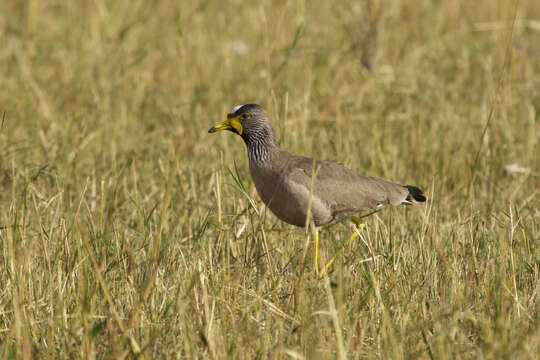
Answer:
[230, 104, 244, 113]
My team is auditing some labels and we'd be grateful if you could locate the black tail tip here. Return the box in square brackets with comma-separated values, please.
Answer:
[405, 185, 427, 202]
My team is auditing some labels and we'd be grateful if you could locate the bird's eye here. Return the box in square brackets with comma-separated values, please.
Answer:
[240, 114, 250, 120]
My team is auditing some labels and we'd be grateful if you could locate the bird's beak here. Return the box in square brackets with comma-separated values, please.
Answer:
[208, 115, 243, 135]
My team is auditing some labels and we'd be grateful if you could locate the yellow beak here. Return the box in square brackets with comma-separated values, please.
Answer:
[208, 116, 243, 135]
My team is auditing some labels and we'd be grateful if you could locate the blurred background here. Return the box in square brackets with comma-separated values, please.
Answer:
[0, 0, 538, 358]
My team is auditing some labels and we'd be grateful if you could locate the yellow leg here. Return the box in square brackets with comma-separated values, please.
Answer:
[314, 227, 320, 275]
[320, 219, 366, 276]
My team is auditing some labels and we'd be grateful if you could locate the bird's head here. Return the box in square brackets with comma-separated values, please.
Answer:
[208, 104, 274, 145]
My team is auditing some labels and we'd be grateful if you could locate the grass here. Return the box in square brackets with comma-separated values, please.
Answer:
[0, 0, 539, 358]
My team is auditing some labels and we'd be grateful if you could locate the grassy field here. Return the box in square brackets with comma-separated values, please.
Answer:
[1, 0, 539, 358]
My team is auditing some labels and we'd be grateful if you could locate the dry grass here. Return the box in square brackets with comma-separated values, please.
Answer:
[1, 0, 539, 358]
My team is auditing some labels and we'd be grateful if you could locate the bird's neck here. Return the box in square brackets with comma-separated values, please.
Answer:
[243, 128, 278, 165]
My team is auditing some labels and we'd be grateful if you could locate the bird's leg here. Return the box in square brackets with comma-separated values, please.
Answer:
[349, 216, 366, 241]
[313, 223, 320, 275]
[320, 216, 366, 276]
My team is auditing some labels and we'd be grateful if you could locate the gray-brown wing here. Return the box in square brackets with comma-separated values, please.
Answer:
[284, 153, 409, 221]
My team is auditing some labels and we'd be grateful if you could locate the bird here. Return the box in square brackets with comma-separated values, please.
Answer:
[209, 104, 426, 274]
